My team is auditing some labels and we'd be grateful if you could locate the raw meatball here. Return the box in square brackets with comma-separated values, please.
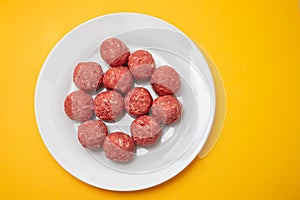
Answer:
[124, 87, 153, 117]
[128, 50, 156, 80]
[73, 62, 103, 92]
[78, 120, 108, 149]
[150, 65, 181, 96]
[102, 66, 133, 94]
[94, 90, 124, 121]
[103, 132, 135, 162]
[100, 38, 130, 67]
[64, 90, 94, 122]
[151, 95, 182, 124]
[131, 115, 162, 146]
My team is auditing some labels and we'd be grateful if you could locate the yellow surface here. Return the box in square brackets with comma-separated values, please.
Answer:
[1, 0, 299, 199]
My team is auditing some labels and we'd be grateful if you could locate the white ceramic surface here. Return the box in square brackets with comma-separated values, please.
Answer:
[35, 13, 216, 191]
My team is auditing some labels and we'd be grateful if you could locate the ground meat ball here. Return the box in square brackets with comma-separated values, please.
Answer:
[103, 132, 135, 162]
[151, 95, 182, 124]
[100, 38, 130, 67]
[64, 90, 94, 122]
[124, 87, 153, 117]
[131, 115, 162, 146]
[94, 90, 124, 121]
[102, 66, 133, 94]
[77, 120, 108, 149]
[73, 62, 103, 92]
[128, 50, 156, 80]
[150, 65, 181, 96]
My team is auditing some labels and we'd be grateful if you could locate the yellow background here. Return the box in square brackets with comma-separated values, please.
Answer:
[1, 0, 299, 199]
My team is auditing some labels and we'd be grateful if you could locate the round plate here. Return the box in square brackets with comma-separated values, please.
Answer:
[34, 13, 216, 191]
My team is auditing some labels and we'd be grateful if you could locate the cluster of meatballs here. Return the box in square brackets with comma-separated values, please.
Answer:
[64, 38, 182, 163]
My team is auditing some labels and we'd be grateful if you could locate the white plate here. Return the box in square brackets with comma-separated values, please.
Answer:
[35, 13, 216, 191]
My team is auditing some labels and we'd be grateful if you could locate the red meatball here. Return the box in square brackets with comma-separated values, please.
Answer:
[102, 66, 133, 94]
[131, 115, 162, 146]
[151, 95, 182, 124]
[150, 65, 181, 96]
[78, 120, 108, 149]
[73, 62, 103, 92]
[103, 132, 135, 162]
[94, 90, 124, 121]
[128, 50, 156, 80]
[64, 90, 94, 122]
[124, 87, 153, 117]
[100, 38, 130, 67]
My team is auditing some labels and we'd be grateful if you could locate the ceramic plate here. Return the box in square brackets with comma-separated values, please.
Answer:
[35, 13, 215, 191]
